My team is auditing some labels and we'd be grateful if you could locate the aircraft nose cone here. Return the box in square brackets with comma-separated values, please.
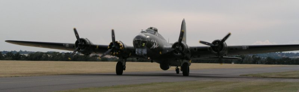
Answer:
[133, 35, 148, 48]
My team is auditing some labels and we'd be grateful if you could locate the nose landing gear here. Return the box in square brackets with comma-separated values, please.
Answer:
[175, 66, 180, 74]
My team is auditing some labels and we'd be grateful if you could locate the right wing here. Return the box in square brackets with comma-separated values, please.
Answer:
[190, 44, 299, 59]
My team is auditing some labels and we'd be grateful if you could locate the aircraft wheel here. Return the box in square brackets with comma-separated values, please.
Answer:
[181, 63, 189, 76]
[176, 67, 180, 74]
[116, 61, 123, 75]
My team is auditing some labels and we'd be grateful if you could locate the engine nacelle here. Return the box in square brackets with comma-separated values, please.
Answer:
[160, 63, 170, 70]
[74, 38, 92, 55]
[108, 41, 130, 57]
[210, 40, 228, 55]
[172, 42, 190, 58]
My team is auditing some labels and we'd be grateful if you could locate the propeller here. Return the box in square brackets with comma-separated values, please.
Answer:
[67, 28, 82, 60]
[100, 29, 116, 58]
[199, 33, 231, 47]
[199, 33, 231, 64]
[173, 19, 187, 55]
[71, 28, 82, 56]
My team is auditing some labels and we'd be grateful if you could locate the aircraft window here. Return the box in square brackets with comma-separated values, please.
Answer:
[144, 27, 158, 35]
[147, 31, 155, 34]
[141, 31, 146, 33]
[133, 39, 147, 48]
[146, 29, 156, 34]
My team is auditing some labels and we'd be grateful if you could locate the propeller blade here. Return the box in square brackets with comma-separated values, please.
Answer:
[101, 29, 117, 58]
[71, 47, 80, 56]
[100, 49, 113, 58]
[219, 58, 223, 65]
[68, 47, 80, 60]
[73, 28, 81, 43]
[221, 32, 231, 43]
[199, 40, 214, 46]
[218, 53, 224, 65]
[178, 19, 186, 43]
[111, 29, 116, 43]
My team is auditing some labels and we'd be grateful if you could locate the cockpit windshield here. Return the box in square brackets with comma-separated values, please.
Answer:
[146, 29, 156, 34]
[141, 27, 158, 35]
[140, 27, 166, 41]
[133, 35, 148, 48]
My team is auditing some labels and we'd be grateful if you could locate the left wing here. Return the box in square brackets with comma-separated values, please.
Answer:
[6, 40, 136, 58]
[5, 40, 108, 53]
[6, 29, 136, 58]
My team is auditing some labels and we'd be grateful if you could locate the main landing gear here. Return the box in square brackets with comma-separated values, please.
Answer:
[116, 59, 126, 75]
[181, 63, 189, 76]
[175, 63, 190, 76]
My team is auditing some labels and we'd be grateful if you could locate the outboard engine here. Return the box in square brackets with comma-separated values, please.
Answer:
[74, 38, 93, 55]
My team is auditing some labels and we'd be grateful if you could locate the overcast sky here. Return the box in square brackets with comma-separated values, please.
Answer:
[1, 0, 299, 52]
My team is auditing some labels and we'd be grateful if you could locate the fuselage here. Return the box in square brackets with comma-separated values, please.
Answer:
[132, 27, 172, 60]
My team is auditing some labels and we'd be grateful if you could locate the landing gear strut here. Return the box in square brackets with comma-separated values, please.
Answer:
[175, 66, 180, 74]
[116, 59, 126, 75]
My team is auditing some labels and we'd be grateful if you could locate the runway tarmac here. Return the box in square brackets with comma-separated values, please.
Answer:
[1, 65, 299, 92]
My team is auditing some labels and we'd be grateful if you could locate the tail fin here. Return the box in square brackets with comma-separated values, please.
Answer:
[178, 19, 186, 43]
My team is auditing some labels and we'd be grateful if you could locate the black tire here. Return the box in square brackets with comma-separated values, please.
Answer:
[182, 63, 189, 76]
[116, 62, 123, 75]
[176, 68, 180, 74]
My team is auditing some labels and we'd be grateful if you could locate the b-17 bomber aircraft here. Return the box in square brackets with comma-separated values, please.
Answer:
[6, 19, 299, 76]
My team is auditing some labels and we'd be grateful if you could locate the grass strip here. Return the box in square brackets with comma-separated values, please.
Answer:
[59, 81, 299, 92]
[242, 71, 299, 79]
[0, 60, 283, 77]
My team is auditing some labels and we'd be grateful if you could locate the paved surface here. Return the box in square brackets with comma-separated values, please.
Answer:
[1, 65, 299, 92]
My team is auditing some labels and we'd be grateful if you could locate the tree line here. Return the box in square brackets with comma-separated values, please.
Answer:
[0, 51, 299, 64]
[0, 51, 112, 61]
